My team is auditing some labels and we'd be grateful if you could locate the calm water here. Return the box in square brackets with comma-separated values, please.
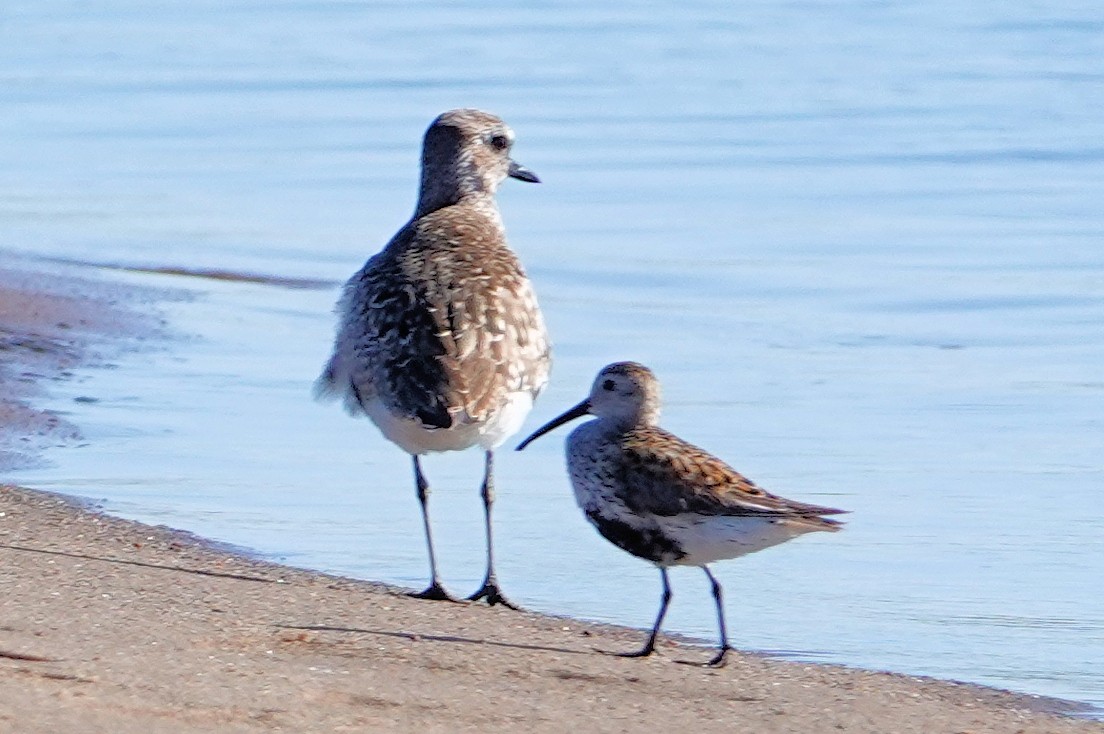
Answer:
[3, 0, 1103, 712]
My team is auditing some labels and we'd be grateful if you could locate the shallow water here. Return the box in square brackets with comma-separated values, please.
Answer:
[3, 0, 1103, 713]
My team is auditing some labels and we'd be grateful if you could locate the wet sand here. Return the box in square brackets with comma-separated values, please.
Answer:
[0, 259, 173, 471]
[1, 258, 1101, 733]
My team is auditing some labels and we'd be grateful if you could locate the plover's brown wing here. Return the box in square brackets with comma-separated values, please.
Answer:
[319, 234, 457, 428]
[400, 208, 550, 424]
[328, 208, 549, 429]
[616, 426, 846, 523]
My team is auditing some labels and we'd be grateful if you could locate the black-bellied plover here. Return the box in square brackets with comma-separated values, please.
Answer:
[517, 362, 844, 665]
[316, 109, 550, 608]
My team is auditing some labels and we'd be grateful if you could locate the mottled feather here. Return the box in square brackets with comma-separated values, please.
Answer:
[319, 199, 550, 430]
[614, 426, 844, 529]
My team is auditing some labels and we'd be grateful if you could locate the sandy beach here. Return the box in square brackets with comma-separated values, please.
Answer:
[2, 259, 1102, 733]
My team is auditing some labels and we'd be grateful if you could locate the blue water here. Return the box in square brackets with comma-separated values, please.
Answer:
[3, 0, 1103, 713]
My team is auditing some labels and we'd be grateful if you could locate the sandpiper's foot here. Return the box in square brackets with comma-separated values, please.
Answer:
[409, 581, 465, 603]
[466, 578, 521, 610]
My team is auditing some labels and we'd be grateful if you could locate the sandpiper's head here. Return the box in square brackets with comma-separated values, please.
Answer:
[517, 362, 661, 450]
[417, 108, 539, 215]
[586, 362, 661, 426]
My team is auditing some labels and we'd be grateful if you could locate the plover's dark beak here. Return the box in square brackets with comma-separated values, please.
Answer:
[516, 399, 590, 450]
[507, 159, 540, 183]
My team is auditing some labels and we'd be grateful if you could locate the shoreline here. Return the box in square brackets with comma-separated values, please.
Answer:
[0, 256, 177, 472]
[1, 256, 1101, 732]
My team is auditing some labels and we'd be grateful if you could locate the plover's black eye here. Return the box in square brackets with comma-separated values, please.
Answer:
[602, 379, 615, 391]
[489, 134, 509, 151]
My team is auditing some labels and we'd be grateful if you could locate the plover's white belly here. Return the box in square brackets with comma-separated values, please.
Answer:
[655, 514, 817, 567]
[363, 390, 534, 455]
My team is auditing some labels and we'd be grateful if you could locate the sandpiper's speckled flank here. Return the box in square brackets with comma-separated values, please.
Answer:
[316, 109, 550, 608]
[517, 362, 845, 665]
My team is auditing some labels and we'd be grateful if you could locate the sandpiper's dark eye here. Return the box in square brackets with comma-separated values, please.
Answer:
[602, 379, 615, 391]
[489, 134, 509, 151]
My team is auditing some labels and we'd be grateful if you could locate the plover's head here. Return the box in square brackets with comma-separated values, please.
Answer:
[517, 362, 661, 450]
[417, 108, 539, 215]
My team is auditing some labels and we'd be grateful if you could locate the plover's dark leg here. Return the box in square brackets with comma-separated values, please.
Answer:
[466, 451, 520, 609]
[409, 456, 463, 602]
[701, 566, 731, 667]
[607, 567, 671, 658]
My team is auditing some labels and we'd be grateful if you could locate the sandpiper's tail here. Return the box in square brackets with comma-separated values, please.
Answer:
[784, 513, 845, 533]
[784, 497, 847, 532]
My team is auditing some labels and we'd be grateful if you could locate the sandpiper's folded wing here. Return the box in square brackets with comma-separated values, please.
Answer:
[615, 426, 846, 525]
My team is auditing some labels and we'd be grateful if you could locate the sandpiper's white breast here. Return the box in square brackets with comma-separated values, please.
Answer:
[564, 419, 622, 512]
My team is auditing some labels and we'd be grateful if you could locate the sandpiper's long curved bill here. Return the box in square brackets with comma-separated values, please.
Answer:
[516, 399, 590, 450]
[507, 160, 540, 183]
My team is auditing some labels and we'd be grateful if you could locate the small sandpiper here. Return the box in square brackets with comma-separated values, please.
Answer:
[316, 109, 550, 608]
[517, 362, 845, 665]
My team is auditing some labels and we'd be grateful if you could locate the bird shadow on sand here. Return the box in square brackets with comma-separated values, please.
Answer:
[276, 622, 589, 657]
[0, 542, 277, 584]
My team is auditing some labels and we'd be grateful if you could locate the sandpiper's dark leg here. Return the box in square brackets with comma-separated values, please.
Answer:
[702, 566, 732, 667]
[409, 456, 462, 602]
[617, 567, 672, 658]
[467, 451, 519, 609]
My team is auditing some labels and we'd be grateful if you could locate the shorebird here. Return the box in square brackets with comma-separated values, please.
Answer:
[517, 362, 845, 665]
[316, 109, 550, 608]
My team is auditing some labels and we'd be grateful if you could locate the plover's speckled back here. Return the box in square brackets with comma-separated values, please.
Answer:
[317, 109, 550, 607]
[518, 362, 844, 665]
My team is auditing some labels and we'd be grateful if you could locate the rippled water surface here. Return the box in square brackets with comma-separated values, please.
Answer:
[3, 0, 1103, 712]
